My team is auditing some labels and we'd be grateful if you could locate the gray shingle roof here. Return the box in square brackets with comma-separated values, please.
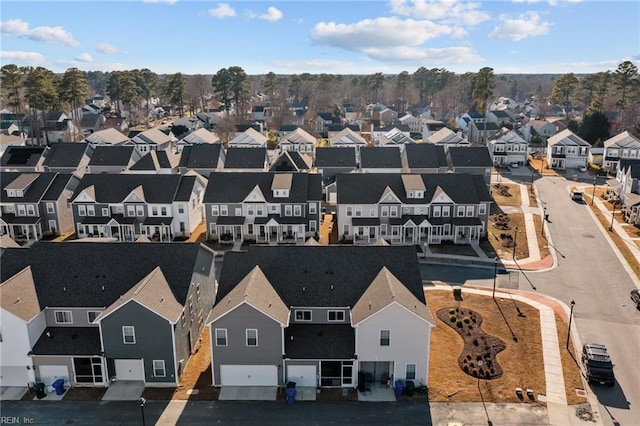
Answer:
[223, 147, 268, 169]
[31, 327, 101, 356]
[336, 173, 491, 204]
[0, 242, 206, 308]
[1, 146, 46, 167]
[285, 324, 355, 359]
[88, 146, 135, 166]
[43, 143, 91, 168]
[71, 174, 185, 203]
[217, 245, 424, 307]
[447, 146, 493, 167]
[203, 172, 322, 203]
[178, 144, 224, 169]
[314, 147, 357, 168]
[360, 147, 402, 169]
[0, 172, 61, 203]
[404, 143, 447, 168]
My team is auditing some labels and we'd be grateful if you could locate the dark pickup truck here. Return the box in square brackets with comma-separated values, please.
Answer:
[582, 343, 615, 386]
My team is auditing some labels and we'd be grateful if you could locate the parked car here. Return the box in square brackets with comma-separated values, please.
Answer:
[570, 190, 584, 201]
[582, 343, 615, 386]
[631, 289, 640, 309]
[510, 162, 519, 168]
[578, 165, 587, 172]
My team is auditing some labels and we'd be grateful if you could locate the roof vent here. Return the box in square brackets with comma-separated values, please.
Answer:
[63, 287, 66, 292]
[46, 332, 51, 338]
[330, 285, 334, 291]
[290, 335, 294, 341]
[302, 286, 306, 292]
[14, 297, 20, 304]
[368, 302, 372, 310]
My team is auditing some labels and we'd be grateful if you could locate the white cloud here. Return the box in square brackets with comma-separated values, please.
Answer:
[366, 46, 483, 65]
[96, 42, 119, 54]
[259, 7, 283, 22]
[270, 58, 391, 74]
[495, 58, 632, 74]
[312, 17, 457, 51]
[143, 0, 178, 3]
[390, 0, 490, 26]
[0, 19, 79, 47]
[53, 59, 127, 72]
[208, 3, 235, 18]
[512, 0, 582, 5]
[0, 50, 45, 66]
[75, 53, 93, 63]
[488, 12, 551, 41]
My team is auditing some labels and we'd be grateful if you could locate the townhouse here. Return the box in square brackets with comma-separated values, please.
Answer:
[487, 129, 529, 167]
[546, 129, 591, 170]
[602, 131, 640, 173]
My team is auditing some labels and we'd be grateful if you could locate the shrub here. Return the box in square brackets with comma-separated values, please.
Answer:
[468, 325, 473, 329]
[456, 320, 463, 328]
[463, 317, 470, 324]
[463, 365, 469, 373]
[449, 315, 457, 322]
[473, 338, 479, 346]
[476, 355, 483, 361]
[449, 309, 455, 315]
[466, 354, 472, 360]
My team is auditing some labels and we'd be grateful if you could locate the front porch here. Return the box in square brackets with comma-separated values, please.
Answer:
[0, 214, 42, 243]
[77, 217, 136, 241]
[255, 216, 306, 244]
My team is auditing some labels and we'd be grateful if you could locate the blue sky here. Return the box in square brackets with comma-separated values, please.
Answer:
[1, 0, 638, 75]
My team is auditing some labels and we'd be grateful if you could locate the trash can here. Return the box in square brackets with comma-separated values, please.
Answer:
[52, 378, 65, 395]
[286, 381, 296, 389]
[394, 379, 405, 397]
[404, 380, 415, 397]
[34, 383, 46, 399]
[286, 387, 297, 405]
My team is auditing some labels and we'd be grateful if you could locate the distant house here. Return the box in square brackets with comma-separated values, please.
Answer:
[228, 128, 268, 148]
[487, 130, 529, 167]
[378, 128, 416, 151]
[251, 106, 266, 122]
[446, 146, 494, 184]
[602, 131, 640, 173]
[279, 127, 316, 156]
[421, 120, 446, 140]
[359, 147, 402, 174]
[128, 150, 181, 175]
[178, 144, 225, 176]
[79, 114, 105, 136]
[177, 128, 220, 153]
[42, 143, 93, 176]
[371, 125, 410, 145]
[43, 112, 79, 143]
[1, 146, 46, 173]
[87, 146, 141, 174]
[521, 120, 557, 144]
[314, 147, 358, 188]
[398, 114, 422, 134]
[84, 128, 129, 146]
[329, 128, 367, 163]
[102, 116, 129, 134]
[125, 128, 173, 154]
[378, 108, 398, 126]
[426, 128, 469, 152]
[269, 151, 312, 172]
[467, 121, 500, 145]
[546, 129, 591, 170]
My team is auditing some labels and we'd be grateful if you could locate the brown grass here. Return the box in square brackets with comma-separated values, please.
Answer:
[528, 157, 558, 177]
[492, 183, 522, 206]
[426, 289, 545, 403]
[534, 215, 551, 259]
[555, 315, 588, 406]
[63, 387, 106, 401]
[487, 213, 529, 260]
[528, 185, 538, 208]
[429, 242, 478, 257]
[316, 388, 358, 401]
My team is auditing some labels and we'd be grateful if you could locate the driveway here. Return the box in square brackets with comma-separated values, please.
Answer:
[218, 386, 277, 401]
[101, 381, 144, 401]
[0, 387, 27, 401]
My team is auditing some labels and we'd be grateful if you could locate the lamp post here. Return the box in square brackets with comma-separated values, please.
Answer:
[512, 226, 518, 260]
[591, 176, 597, 206]
[492, 257, 498, 300]
[138, 397, 146, 426]
[609, 200, 617, 232]
[566, 300, 575, 350]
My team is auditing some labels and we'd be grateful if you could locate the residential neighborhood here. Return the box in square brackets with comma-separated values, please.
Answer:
[1, 49, 639, 426]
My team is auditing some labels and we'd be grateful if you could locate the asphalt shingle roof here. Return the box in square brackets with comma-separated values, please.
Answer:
[0, 172, 61, 203]
[404, 143, 447, 169]
[31, 327, 102, 356]
[71, 174, 186, 203]
[360, 147, 402, 169]
[314, 147, 357, 168]
[223, 147, 268, 169]
[178, 144, 223, 169]
[0, 242, 205, 308]
[1, 146, 46, 167]
[447, 146, 493, 167]
[43, 143, 91, 168]
[285, 324, 355, 359]
[88, 146, 135, 166]
[203, 172, 322, 203]
[217, 245, 424, 307]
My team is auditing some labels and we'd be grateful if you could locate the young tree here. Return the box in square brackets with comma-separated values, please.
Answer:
[549, 73, 578, 117]
[1, 64, 25, 113]
[191, 74, 211, 111]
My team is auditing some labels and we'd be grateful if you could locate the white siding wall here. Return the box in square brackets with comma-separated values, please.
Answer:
[0, 309, 38, 383]
[355, 303, 431, 386]
[27, 311, 46, 346]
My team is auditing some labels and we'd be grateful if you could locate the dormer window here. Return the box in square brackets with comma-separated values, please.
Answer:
[274, 189, 289, 198]
[6, 189, 16, 197]
[16, 190, 23, 197]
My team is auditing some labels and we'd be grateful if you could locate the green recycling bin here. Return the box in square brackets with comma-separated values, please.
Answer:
[34, 383, 46, 399]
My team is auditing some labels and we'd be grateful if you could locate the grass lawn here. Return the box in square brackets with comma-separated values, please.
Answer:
[491, 183, 522, 206]
[487, 213, 529, 260]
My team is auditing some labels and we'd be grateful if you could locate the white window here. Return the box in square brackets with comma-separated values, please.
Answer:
[442, 206, 450, 217]
[235, 208, 241, 216]
[380, 330, 390, 346]
[122, 326, 136, 344]
[269, 204, 279, 213]
[295, 310, 312, 321]
[87, 311, 101, 323]
[355, 207, 362, 217]
[127, 206, 135, 216]
[153, 360, 166, 377]
[54, 310, 73, 324]
[215, 329, 227, 346]
[247, 205, 255, 216]
[136, 205, 145, 216]
[246, 329, 258, 346]
[390, 206, 398, 217]
[220, 205, 228, 216]
[161, 206, 167, 216]
[78, 205, 86, 216]
[432, 206, 441, 217]
[17, 205, 26, 216]
[16, 190, 23, 197]
[309, 220, 317, 232]
[479, 205, 486, 215]
[26, 205, 35, 216]
[381, 206, 389, 217]
[102, 208, 109, 216]
[369, 208, 376, 217]
[87, 205, 95, 216]
[285, 205, 292, 216]
[406, 364, 416, 380]
[152, 206, 158, 216]
[466, 206, 474, 217]
[46, 202, 55, 213]
[294, 205, 301, 216]
[211, 205, 219, 215]
[309, 204, 316, 214]
[328, 310, 345, 322]
[457, 206, 465, 216]
[7, 189, 15, 197]
[346, 206, 353, 216]
[178, 204, 185, 214]
[196, 283, 201, 301]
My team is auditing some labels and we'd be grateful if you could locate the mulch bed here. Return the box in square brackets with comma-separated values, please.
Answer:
[436, 308, 507, 380]
[316, 388, 358, 402]
[63, 387, 106, 401]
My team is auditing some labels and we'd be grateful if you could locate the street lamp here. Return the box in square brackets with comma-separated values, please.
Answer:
[492, 257, 499, 300]
[138, 397, 147, 426]
[566, 300, 576, 350]
[591, 176, 597, 206]
[512, 226, 518, 260]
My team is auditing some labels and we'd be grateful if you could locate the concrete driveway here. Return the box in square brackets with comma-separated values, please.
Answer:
[0, 387, 27, 401]
[218, 386, 277, 401]
[102, 381, 144, 401]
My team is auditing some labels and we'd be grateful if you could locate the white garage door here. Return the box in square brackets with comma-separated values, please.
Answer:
[220, 365, 277, 386]
[287, 365, 317, 387]
[38, 365, 69, 386]
[115, 359, 145, 381]
[0, 366, 29, 387]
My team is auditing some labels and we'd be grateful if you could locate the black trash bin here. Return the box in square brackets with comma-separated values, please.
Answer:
[33, 383, 46, 399]
[404, 380, 415, 397]
[52, 379, 65, 396]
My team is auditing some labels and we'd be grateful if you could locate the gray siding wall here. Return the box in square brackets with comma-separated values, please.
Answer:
[290, 307, 349, 325]
[44, 307, 103, 327]
[101, 302, 175, 384]
[173, 247, 216, 378]
[211, 303, 283, 386]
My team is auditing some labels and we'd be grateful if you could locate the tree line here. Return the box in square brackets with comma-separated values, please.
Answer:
[1, 62, 638, 141]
